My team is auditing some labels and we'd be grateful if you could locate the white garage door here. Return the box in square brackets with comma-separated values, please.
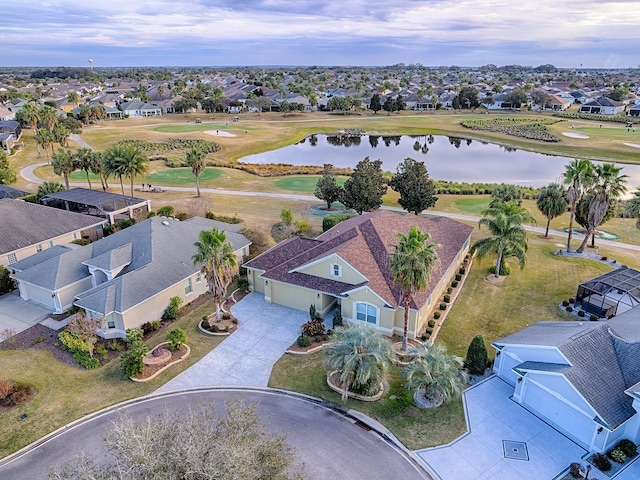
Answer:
[497, 351, 522, 385]
[23, 284, 56, 310]
[523, 381, 594, 449]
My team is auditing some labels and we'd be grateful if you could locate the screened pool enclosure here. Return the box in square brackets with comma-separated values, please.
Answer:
[575, 267, 640, 318]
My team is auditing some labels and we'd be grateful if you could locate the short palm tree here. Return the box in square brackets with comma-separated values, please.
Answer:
[403, 344, 467, 408]
[562, 159, 595, 252]
[626, 186, 640, 230]
[390, 226, 440, 352]
[536, 183, 568, 237]
[35, 128, 54, 163]
[192, 229, 238, 322]
[576, 163, 627, 253]
[186, 147, 206, 197]
[36, 181, 65, 201]
[323, 323, 394, 401]
[40, 105, 59, 133]
[103, 145, 127, 194]
[472, 206, 528, 278]
[51, 149, 77, 189]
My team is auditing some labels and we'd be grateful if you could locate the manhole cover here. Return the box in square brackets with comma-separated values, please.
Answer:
[502, 440, 529, 461]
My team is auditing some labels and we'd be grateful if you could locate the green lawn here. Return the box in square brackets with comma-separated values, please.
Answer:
[268, 352, 466, 450]
[273, 175, 347, 193]
[153, 124, 256, 133]
[145, 167, 223, 185]
[0, 299, 224, 459]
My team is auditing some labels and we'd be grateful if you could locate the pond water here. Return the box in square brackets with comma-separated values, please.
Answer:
[241, 134, 640, 189]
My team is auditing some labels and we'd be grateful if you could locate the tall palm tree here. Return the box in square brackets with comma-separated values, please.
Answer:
[35, 128, 54, 163]
[103, 145, 127, 195]
[403, 344, 467, 408]
[576, 163, 628, 253]
[119, 145, 148, 197]
[536, 183, 568, 237]
[17, 103, 41, 132]
[74, 148, 97, 189]
[40, 105, 59, 133]
[390, 226, 440, 352]
[51, 149, 77, 189]
[626, 186, 640, 230]
[186, 148, 206, 197]
[472, 208, 528, 278]
[323, 323, 394, 401]
[562, 159, 595, 252]
[192, 229, 238, 323]
[90, 152, 109, 191]
[52, 124, 70, 148]
[67, 91, 80, 108]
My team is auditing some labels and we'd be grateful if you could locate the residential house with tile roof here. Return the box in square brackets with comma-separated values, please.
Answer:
[10, 216, 251, 338]
[0, 199, 106, 267]
[245, 210, 473, 339]
[492, 307, 640, 452]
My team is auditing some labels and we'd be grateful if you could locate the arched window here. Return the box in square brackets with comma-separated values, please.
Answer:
[355, 302, 378, 324]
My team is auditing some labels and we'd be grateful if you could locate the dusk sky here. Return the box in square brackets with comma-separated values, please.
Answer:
[3, 0, 639, 68]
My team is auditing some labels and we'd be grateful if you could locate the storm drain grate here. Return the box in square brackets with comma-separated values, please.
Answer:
[502, 440, 529, 461]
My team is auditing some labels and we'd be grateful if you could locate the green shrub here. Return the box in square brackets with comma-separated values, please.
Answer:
[322, 213, 356, 232]
[297, 335, 312, 347]
[608, 447, 626, 463]
[428, 320, 435, 328]
[446, 287, 453, 294]
[562, 300, 570, 307]
[58, 331, 88, 354]
[443, 294, 451, 303]
[95, 344, 109, 359]
[489, 264, 510, 276]
[156, 205, 175, 217]
[301, 318, 325, 337]
[426, 327, 433, 334]
[73, 350, 100, 369]
[108, 340, 122, 351]
[280, 209, 293, 224]
[569, 297, 575, 303]
[434, 311, 441, 319]
[589, 314, 598, 322]
[205, 212, 243, 224]
[455, 273, 463, 281]
[439, 303, 447, 311]
[461, 117, 561, 142]
[592, 453, 612, 471]
[165, 327, 187, 351]
[421, 333, 429, 341]
[71, 238, 91, 246]
[332, 310, 343, 328]
[566, 306, 573, 312]
[125, 328, 144, 344]
[616, 439, 638, 457]
[459, 267, 466, 275]
[236, 277, 250, 292]
[120, 340, 148, 377]
[161, 296, 182, 322]
[451, 280, 459, 288]
[465, 335, 489, 375]
[578, 310, 585, 318]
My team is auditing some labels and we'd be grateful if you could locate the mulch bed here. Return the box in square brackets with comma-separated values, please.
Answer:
[200, 317, 238, 334]
[0, 324, 77, 366]
[287, 335, 330, 353]
[132, 345, 189, 380]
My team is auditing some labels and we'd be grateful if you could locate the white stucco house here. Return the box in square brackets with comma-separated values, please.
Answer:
[492, 307, 640, 453]
[579, 97, 626, 115]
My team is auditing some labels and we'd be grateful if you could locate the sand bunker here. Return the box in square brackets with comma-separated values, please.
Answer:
[624, 143, 640, 149]
[204, 130, 236, 138]
[562, 132, 589, 139]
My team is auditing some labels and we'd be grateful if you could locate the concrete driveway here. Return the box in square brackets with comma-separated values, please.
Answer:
[0, 290, 51, 337]
[417, 376, 587, 480]
[156, 293, 305, 392]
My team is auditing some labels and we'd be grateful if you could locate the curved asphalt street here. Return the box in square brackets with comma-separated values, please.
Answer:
[0, 388, 431, 479]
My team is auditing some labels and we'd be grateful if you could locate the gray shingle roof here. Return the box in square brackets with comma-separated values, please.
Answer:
[0, 199, 105, 256]
[83, 243, 132, 271]
[495, 315, 640, 430]
[72, 216, 250, 314]
[0, 186, 28, 199]
[10, 245, 71, 272]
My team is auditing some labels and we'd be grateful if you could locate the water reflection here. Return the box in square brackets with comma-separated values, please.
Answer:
[240, 134, 640, 189]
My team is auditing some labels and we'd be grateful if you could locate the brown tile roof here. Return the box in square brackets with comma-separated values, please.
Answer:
[245, 210, 473, 309]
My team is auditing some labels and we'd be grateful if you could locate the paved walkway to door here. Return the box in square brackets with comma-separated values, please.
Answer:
[417, 376, 588, 480]
[156, 293, 306, 392]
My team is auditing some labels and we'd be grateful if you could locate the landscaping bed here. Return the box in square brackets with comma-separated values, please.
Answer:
[199, 316, 237, 335]
[461, 117, 561, 142]
[130, 343, 190, 382]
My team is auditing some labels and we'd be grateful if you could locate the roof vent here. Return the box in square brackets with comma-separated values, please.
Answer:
[161, 220, 170, 226]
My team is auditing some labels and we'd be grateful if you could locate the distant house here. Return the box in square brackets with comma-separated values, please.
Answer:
[628, 104, 640, 117]
[0, 105, 15, 121]
[483, 93, 520, 110]
[11, 216, 251, 337]
[0, 199, 106, 267]
[404, 93, 436, 110]
[438, 92, 458, 109]
[119, 101, 162, 118]
[547, 94, 571, 111]
[40, 188, 151, 225]
[579, 97, 625, 115]
[493, 307, 640, 453]
[245, 211, 473, 340]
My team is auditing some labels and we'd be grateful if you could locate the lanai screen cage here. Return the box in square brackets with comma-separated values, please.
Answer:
[41, 188, 148, 223]
[576, 267, 640, 318]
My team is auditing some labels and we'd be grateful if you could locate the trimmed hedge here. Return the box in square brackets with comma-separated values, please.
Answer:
[322, 213, 357, 232]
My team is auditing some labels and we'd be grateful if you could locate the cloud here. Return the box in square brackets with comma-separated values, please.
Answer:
[2, 0, 639, 66]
